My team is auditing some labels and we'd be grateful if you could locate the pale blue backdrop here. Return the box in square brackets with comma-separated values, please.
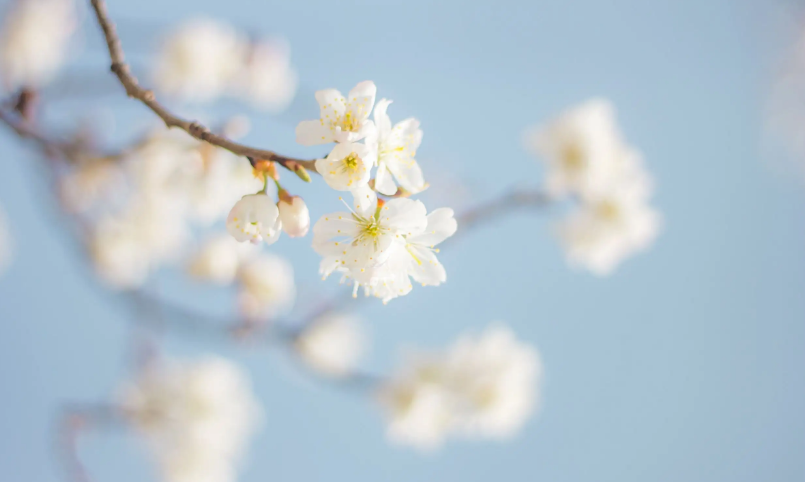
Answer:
[1, 0, 804, 481]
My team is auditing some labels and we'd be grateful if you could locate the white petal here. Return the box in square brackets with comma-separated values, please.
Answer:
[351, 185, 378, 218]
[315, 88, 346, 117]
[374, 98, 393, 137]
[408, 208, 457, 247]
[381, 198, 427, 236]
[407, 245, 446, 286]
[296, 120, 334, 146]
[374, 164, 397, 195]
[346, 81, 376, 121]
[387, 159, 425, 194]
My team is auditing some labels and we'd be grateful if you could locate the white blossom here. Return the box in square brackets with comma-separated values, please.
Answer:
[59, 159, 126, 214]
[370, 99, 426, 195]
[295, 314, 365, 377]
[559, 153, 661, 275]
[118, 356, 261, 482]
[524, 99, 624, 197]
[233, 38, 298, 112]
[379, 323, 542, 450]
[226, 194, 282, 245]
[296, 81, 377, 145]
[0, 0, 75, 90]
[277, 195, 310, 238]
[187, 235, 256, 285]
[154, 18, 245, 102]
[317, 188, 456, 303]
[314, 141, 375, 191]
[236, 253, 295, 320]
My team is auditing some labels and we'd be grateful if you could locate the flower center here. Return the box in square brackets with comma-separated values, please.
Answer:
[562, 143, 585, 171]
[595, 200, 620, 221]
[342, 153, 360, 171]
[338, 111, 357, 132]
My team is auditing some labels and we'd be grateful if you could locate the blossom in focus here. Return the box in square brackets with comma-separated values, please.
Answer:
[295, 314, 365, 377]
[370, 99, 426, 196]
[0, 0, 75, 90]
[233, 38, 298, 112]
[317, 187, 456, 303]
[226, 194, 282, 245]
[118, 356, 262, 482]
[277, 194, 310, 238]
[296, 81, 377, 145]
[558, 152, 661, 275]
[187, 235, 256, 285]
[523, 99, 624, 198]
[379, 323, 542, 450]
[236, 253, 295, 320]
[314, 141, 375, 191]
[153, 18, 246, 102]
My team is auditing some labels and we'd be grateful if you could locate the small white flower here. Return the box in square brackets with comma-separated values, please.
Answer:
[559, 159, 661, 275]
[314, 142, 376, 191]
[277, 195, 310, 238]
[379, 323, 542, 450]
[0, 0, 75, 90]
[296, 81, 377, 145]
[233, 38, 298, 112]
[118, 356, 262, 482]
[318, 188, 456, 303]
[371, 99, 426, 195]
[295, 314, 365, 377]
[226, 194, 282, 245]
[154, 18, 245, 102]
[313, 191, 427, 271]
[524, 99, 624, 197]
[236, 253, 295, 320]
[187, 235, 256, 285]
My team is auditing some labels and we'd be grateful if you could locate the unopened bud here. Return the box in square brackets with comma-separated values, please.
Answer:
[278, 195, 310, 238]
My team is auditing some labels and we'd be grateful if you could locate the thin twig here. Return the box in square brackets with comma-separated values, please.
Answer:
[87, 0, 317, 176]
[56, 404, 122, 482]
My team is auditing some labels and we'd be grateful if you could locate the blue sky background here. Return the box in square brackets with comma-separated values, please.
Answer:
[1, 0, 805, 481]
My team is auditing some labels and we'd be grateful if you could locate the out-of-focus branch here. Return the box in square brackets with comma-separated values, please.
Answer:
[57, 404, 122, 482]
[87, 0, 317, 177]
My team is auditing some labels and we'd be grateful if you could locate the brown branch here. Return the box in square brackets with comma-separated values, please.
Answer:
[87, 0, 317, 177]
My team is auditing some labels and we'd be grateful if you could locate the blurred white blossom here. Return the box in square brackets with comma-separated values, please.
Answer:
[559, 151, 661, 275]
[0, 0, 76, 90]
[154, 18, 246, 102]
[379, 323, 542, 450]
[523, 99, 624, 198]
[236, 253, 295, 320]
[295, 314, 365, 377]
[118, 356, 261, 482]
[233, 38, 298, 112]
[187, 234, 256, 285]
[296, 81, 377, 145]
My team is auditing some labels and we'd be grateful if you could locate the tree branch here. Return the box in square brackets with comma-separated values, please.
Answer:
[87, 0, 317, 176]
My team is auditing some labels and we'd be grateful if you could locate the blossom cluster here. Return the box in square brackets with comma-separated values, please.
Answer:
[379, 323, 542, 450]
[295, 81, 457, 303]
[154, 18, 298, 111]
[0, 0, 75, 91]
[118, 357, 261, 482]
[525, 99, 662, 275]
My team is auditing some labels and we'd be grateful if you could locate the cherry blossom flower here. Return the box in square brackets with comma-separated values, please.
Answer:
[0, 0, 76, 90]
[295, 314, 365, 377]
[523, 99, 624, 197]
[154, 18, 245, 102]
[296, 81, 377, 145]
[236, 253, 295, 320]
[233, 38, 298, 112]
[277, 195, 310, 238]
[370, 99, 426, 196]
[118, 356, 261, 482]
[558, 155, 661, 275]
[379, 323, 542, 450]
[314, 142, 376, 191]
[226, 194, 282, 245]
[187, 235, 256, 285]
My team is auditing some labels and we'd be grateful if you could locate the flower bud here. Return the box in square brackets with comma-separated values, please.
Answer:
[278, 195, 310, 237]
